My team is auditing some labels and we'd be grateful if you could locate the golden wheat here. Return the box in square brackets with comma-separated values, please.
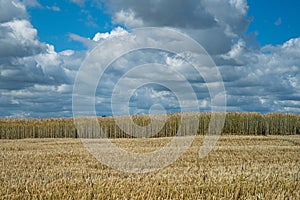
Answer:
[0, 112, 299, 139]
[0, 135, 299, 199]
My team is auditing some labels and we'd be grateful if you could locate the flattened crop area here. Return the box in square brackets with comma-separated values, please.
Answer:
[1, 135, 299, 199]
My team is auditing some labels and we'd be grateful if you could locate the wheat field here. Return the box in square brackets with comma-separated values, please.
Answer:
[1, 112, 299, 139]
[1, 135, 299, 199]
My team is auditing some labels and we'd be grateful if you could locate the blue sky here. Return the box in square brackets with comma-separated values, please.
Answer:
[247, 0, 300, 46]
[28, 0, 112, 51]
[25, 0, 300, 51]
[0, 0, 300, 117]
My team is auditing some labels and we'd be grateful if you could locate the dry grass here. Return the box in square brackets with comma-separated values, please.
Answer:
[1, 135, 299, 199]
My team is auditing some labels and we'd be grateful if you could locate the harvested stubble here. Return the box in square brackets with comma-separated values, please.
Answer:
[0, 135, 299, 199]
[0, 112, 299, 139]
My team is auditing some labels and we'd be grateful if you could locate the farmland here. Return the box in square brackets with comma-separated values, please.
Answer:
[0, 112, 299, 199]
[0, 135, 299, 199]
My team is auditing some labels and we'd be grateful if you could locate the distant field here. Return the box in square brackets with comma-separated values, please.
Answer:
[1, 135, 299, 199]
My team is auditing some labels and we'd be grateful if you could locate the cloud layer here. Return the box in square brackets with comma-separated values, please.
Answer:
[0, 0, 299, 117]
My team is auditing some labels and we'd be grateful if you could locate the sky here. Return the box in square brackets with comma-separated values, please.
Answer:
[0, 0, 299, 118]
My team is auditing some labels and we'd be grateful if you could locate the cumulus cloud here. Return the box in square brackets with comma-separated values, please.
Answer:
[105, 0, 217, 29]
[0, 50, 82, 117]
[218, 37, 300, 112]
[0, 1, 47, 58]
[113, 10, 144, 28]
[93, 26, 128, 41]
[0, 19, 47, 58]
[0, 0, 27, 23]
[0, 44, 82, 117]
[69, 27, 129, 49]
[103, 0, 251, 55]
[0, 0, 84, 117]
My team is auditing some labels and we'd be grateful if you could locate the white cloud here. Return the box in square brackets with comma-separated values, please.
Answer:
[33, 84, 56, 91]
[93, 27, 128, 41]
[59, 50, 75, 56]
[222, 39, 247, 62]
[282, 38, 300, 57]
[69, 27, 129, 50]
[229, 0, 248, 15]
[69, 33, 95, 48]
[113, 10, 144, 28]
[57, 84, 73, 93]
[0, 19, 46, 57]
